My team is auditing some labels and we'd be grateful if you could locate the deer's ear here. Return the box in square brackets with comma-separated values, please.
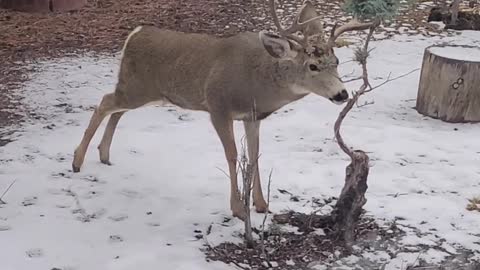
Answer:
[298, 1, 319, 20]
[297, 1, 324, 38]
[259, 31, 298, 59]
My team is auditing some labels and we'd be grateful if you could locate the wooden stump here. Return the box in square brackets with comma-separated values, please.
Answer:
[416, 44, 480, 123]
[331, 150, 369, 245]
[0, 0, 86, 12]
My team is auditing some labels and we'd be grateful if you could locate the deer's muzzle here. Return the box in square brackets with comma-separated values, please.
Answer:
[330, 89, 349, 104]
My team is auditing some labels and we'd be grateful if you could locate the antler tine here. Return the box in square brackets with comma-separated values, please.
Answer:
[266, 0, 307, 46]
[327, 18, 380, 48]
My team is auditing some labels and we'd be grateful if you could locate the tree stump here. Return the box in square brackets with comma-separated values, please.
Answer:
[331, 150, 369, 245]
[416, 44, 480, 123]
[0, 0, 86, 12]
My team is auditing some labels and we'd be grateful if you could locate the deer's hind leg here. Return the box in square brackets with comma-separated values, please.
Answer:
[96, 96, 169, 166]
[72, 93, 127, 172]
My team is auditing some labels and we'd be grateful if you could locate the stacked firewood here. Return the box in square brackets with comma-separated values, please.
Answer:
[428, 1, 480, 30]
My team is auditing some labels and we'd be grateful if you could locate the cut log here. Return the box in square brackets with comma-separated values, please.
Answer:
[416, 44, 480, 123]
[0, 0, 86, 12]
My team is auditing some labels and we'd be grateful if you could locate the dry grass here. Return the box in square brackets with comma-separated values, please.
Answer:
[466, 197, 480, 211]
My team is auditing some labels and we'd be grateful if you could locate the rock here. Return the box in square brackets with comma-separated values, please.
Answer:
[26, 248, 43, 258]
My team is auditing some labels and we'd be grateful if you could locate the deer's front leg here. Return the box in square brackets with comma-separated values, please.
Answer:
[210, 113, 246, 220]
[244, 120, 268, 213]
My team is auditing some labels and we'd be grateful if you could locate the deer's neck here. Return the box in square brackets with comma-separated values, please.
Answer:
[270, 58, 310, 100]
[233, 58, 309, 120]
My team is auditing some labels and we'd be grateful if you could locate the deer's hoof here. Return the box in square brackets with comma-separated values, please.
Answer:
[100, 159, 112, 166]
[232, 210, 247, 221]
[72, 164, 81, 173]
[253, 198, 269, 214]
[231, 202, 247, 221]
[254, 204, 269, 214]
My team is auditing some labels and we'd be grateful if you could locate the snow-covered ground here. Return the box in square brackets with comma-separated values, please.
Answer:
[1, 31, 480, 270]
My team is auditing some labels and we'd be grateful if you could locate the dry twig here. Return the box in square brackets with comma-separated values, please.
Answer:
[466, 197, 480, 211]
[239, 138, 255, 247]
[0, 179, 17, 204]
[260, 169, 273, 256]
[333, 20, 378, 157]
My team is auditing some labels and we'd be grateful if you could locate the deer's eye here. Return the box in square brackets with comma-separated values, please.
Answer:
[309, 64, 319, 71]
[313, 48, 324, 57]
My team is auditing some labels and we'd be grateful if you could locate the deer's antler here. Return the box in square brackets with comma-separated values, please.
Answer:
[267, 0, 323, 48]
[327, 18, 380, 48]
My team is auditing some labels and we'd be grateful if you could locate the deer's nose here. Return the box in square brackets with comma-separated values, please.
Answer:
[332, 89, 349, 102]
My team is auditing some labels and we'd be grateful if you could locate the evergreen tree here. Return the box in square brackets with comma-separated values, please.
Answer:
[343, 0, 401, 20]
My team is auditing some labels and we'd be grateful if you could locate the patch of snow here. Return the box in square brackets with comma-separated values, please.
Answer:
[400, 235, 437, 246]
[382, 27, 397, 32]
[310, 264, 329, 270]
[430, 45, 480, 61]
[429, 21, 446, 29]
[384, 252, 423, 270]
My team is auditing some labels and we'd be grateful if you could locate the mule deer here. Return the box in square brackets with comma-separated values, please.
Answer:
[72, 0, 376, 220]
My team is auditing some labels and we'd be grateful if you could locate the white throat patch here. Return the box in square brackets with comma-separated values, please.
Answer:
[289, 84, 312, 95]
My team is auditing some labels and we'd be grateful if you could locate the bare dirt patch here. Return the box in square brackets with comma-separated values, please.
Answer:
[203, 194, 480, 270]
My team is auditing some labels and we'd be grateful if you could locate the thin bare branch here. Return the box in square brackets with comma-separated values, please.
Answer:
[239, 137, 255, 247]
[0, 179, 17, 204]
[366, 68, 420, 93]
[260, 169, 273, 256]
[333, 19, 420, 157]
[215, 166, 231, 180]
[342, 76, 363, 83]
[340, 59, 355, 65]
[333, 25, 376, 157]
[356, 99, 375, 108]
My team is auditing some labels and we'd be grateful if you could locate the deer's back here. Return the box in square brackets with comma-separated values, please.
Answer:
[115, 26, 294, 116]
[116, 26, 227, 110]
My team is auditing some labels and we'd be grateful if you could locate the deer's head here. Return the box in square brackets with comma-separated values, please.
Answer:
[260, 0, 374, 104]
